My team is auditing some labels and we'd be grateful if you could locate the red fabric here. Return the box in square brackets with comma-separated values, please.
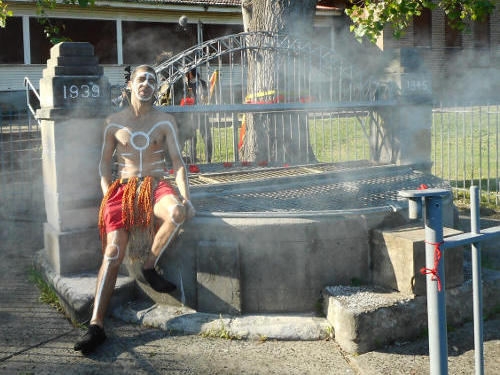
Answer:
[102, 179, 177, 234]
[189, 165, 200, 173]
[180, 97, 195, 106]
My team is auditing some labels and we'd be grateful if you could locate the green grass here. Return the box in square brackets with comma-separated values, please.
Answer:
[184, 105, 500, 207]
[28, 268, 65, 314]
[432, 105, 499, 195]
[184, 112, 370, 164]
[200, 315, 241, 340]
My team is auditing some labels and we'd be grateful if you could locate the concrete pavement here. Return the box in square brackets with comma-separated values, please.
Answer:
[1, 218, 499, 374]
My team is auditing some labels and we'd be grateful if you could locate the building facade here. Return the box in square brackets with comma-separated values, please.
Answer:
[0, 0, 338, 112]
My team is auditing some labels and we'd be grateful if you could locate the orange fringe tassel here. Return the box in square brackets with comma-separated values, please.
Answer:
[98, 177, 156, 253]
[136, 176, 154, 227]
[122, 177, 138, 230]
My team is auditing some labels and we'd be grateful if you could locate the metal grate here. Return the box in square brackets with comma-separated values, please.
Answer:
[191, 164, 450, 213]
[176, 160, 375, 186]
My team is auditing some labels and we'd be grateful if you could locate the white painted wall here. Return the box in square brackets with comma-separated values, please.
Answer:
[0, 65, 126, 91]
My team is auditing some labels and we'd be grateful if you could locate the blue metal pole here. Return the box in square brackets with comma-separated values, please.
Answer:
[470, 186, 484, 375]
[424, 195, 448, 375]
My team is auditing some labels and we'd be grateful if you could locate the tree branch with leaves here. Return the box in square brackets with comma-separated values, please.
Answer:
[1, 0, 12, 28]
[346, 0, 496, 43]
[1, 0, 94, 44]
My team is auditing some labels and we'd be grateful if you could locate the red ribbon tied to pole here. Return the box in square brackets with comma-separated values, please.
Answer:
[420, 241, 445, 291]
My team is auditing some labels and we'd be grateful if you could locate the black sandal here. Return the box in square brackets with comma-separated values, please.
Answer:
[74, 324, 106, 355]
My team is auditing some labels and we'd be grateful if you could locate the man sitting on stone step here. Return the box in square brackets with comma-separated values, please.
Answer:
[74, 64, 195, 355]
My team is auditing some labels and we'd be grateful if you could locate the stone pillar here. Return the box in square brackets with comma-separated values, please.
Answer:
[374, 48, 433, 172]
[37, 42, 111, 275]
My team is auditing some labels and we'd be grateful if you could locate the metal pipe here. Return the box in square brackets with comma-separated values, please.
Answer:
[470, 186, 484, 375]
[424, 194, 448, 375]
[479, 107, 482, 192]
[487, 104, 490, 201]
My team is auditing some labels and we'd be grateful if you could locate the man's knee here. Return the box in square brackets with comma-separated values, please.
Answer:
[170, 204, 186, 226]
[103, 231, 126, 264]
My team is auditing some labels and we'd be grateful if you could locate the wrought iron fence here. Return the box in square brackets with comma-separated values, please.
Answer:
[152, 32, 393, 167]
[432, 104, 500, 205]
[0, 78, 44, 221]
[166, 108, 376, 166]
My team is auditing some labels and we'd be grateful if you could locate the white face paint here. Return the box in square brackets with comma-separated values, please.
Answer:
[132, 71, 157, 102]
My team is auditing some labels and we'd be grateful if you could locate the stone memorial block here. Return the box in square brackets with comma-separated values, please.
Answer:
[371, 225, 464, 295]
[38, 42, 111, 275]
[375, 48, 433, 171]
[197, 241, 241, 314]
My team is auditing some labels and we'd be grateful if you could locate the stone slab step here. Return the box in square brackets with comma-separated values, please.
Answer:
[34, 250, 136, 323]
[112, 300, 331, 341]
[323, 268, 500, 354]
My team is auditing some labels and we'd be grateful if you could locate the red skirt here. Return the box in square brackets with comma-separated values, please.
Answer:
[102, 179, 177, 234]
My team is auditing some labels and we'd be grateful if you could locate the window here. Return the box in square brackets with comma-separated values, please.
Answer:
[202, 24, 243, 42]
[122, 21, 197, 65]
[473, 15, 490, 49]
[445, 19, 462, 48]
[0, 17, 24, 63]
[202, 24, 244, 64]
[413, 8, 431, 47]
[30, 18, 117, 64]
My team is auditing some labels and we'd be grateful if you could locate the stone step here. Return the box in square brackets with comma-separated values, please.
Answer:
[34, 250, 136, 323]
[322, 268, 500, 354]
[371, 224, 464, 295]
[112, 299, 331, 341]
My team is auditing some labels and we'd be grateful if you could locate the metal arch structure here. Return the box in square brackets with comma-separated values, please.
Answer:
[152, 31, 398, 165]
[154, 31, 395, 109]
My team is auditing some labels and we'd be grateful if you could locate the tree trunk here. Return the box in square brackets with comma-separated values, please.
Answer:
[240, 0, 317, 164]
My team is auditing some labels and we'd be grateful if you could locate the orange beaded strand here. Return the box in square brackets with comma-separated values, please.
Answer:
[122, 177, 138, 230]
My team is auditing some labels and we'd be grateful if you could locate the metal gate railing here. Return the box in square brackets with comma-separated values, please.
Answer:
[432, 104, 500, 205]
[152, 32, 395, 167]
[0, 78, 44, 221]
[399, 186, 500, 375]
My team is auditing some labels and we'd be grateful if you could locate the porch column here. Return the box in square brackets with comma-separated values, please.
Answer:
[22, 16, 31, 64]
[116, 19, 123, 65]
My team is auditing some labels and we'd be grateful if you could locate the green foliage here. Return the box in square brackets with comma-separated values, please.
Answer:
[346, 0, 495, 43]
[28, 268, 65, 313]
[324, 325, 334, 340]
[200, 315, 242, 340]
[0, 0, 13, 28]
[1, 0, 94, 44]
[36, 0, 96, 44]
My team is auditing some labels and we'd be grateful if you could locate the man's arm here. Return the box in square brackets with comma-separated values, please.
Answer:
[164, 118, 195, 219]
[99, 123, 116, 195]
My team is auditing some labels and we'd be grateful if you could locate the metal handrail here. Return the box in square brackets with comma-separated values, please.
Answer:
[24, 77, 42, 128]
[399, 186, 500, 375]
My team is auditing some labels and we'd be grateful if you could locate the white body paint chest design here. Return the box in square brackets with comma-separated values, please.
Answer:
[99, 120, 185, 179]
